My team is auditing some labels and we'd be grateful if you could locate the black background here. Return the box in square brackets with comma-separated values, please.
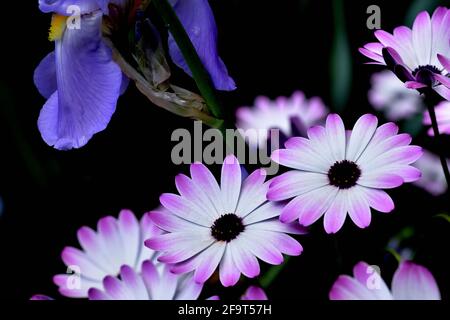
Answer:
[0, 0, 449, 300]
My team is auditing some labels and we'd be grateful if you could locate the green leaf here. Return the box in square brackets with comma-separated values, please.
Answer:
[401, 113, 424, 137]
[434, 213, 450, 224]
[405, 0, 450, 25]
[259, 256, 291, 289]
[330, 0, 352, 112]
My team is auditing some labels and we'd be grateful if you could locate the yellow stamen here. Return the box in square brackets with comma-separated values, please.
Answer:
[49, 14, 67, 41]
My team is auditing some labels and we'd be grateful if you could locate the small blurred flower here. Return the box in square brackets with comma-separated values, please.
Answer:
[145, 155, 305, 287]
[53, 210, 160, 298]
[412, 149, 450, 195]
[329, 261, 441, 300]
[269, 114, 422, 233]
[369, 70, 424, 121]
[241, 286, 268, 300]
[236, 91, 328, 149]
[423, 101, 450, 135]
[360, 7, 450, 100]
[88, 261, 202, 300]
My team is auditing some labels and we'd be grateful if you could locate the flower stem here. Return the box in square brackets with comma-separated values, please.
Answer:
[423, 90, 450, 192]
[259, 256, 291, 289]
[151, 0, 224, 120]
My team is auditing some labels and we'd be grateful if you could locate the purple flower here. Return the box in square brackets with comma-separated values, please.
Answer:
[423, 101, 450, 135]
[168, 0, 236, 91]
[360, 7, 450, 100]
[145, 155, 305, 287]
[88, 261, 203, 300]
[236, 91, 328, 149]
[269, 114, 423, 234]
[413, 150, 450, 196]
[329, 261, 441, 300]
[53, 210, 160, 298]
[241, 286, 268, 300]
[369, 70, 424, 121]
[34, 3, 125, 150]
[35, 0, 235, 150]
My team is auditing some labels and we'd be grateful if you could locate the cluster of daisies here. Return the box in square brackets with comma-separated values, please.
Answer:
[32, 6, 450, 300]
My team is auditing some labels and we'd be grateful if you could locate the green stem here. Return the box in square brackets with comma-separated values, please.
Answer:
[259, 256, 291, 289]
[423, 90, 450, 194]
[151, 0, 224, 119]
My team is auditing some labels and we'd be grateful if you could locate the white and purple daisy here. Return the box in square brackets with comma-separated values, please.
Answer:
[269, 114, 423, 233]
[360, 7, 450, 100]
[329, 261, 441, 300]
[369, 70, 424, 121]
[423, 101, 450, 135]
[236, 91, 328, 149]
[88, 260, 203, 300]
[413, 150, 450, 196]
[145, 155, 305, 287]
[53, 210, 160, 298]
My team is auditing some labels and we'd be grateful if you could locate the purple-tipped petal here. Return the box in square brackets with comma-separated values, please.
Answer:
[169, 0, 236, 91]
[241, 286, 268, 300]
[392, 261, 441, 300]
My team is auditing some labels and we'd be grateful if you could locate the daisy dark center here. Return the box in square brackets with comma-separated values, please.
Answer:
[211, 213, 245, 242]
[327, 160, 361, 189]
[412, 65, 441, 86]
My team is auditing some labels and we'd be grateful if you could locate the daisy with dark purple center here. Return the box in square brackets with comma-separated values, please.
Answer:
[269, 114, 423, 233]
[145, 155, 305, 287]
[53, 210, 160, 298]
[360, 7, 450, 100]
[329, 261, 441, 300]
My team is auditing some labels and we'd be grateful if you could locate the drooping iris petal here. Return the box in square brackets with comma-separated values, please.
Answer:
[168, 0, 236, 91]
[34, 52, 57, 99]
[37, 11, 122, 150]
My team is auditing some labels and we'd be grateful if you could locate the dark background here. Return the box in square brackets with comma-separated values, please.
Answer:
[0, 0, 449, 300]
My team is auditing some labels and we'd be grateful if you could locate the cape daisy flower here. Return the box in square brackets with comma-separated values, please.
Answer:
[88, 261, 203, 300]
[236, 91, 328, 149]
[145, 155, 305, 287]
[369, 70, 424, 121]
[329, 261, 441, 300]
[360, 7, 450, 100]
[423, 101, 450, 135]
[53, 210, 160, 298]
[269, 114, 423, 233]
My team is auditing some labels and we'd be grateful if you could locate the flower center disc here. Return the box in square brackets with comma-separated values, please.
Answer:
[328, 160, 361, 189]
[412, 65, 441, 86]
[211, 213, 245, 242]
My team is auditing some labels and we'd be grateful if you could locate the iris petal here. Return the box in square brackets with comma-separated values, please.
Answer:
[168, 0, 236, 91]
[37, 11, 122, 150]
